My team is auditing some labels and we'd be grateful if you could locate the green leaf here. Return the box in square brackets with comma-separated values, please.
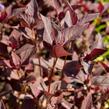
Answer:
[95, 24, 106, 33]
[103, 36, 109, 48]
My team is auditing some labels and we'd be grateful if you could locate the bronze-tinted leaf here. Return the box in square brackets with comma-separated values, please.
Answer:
[52, 44, 72, 57]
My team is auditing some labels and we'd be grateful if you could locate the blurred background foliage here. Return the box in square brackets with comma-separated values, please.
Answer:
[92, 0, 109, 62]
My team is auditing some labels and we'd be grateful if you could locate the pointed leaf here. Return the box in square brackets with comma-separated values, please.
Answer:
[61, 10, 72, 27]
[3, 60, 12, 68]
[11, 52, 21, 68]
[16, 44, 34, 64]
[62, 23, 89, 44]
[19, 0, 38, 27]
[80, 13, 99, 24]
[84, 48, 106, 62]
[92, 76, 109, 87]
[52, 44, 72, 57]
[69, 9, 78, 25]
[41, 14, 53, 45]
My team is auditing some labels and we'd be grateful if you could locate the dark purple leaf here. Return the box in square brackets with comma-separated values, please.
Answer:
[58, 11, 65, 21]
[69, 9, 78, 25]
[21, 97, 36, 109]
[62, 61, 82, 77]
[0, 42, 9, 59]
[100, 62, 109, 72]
[0, 1, 109, 109]
[84, 48, 106, 62]
[71, 5, 83, 10]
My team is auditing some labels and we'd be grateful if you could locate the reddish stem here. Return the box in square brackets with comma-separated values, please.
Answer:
[48, 58, 58, 93]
